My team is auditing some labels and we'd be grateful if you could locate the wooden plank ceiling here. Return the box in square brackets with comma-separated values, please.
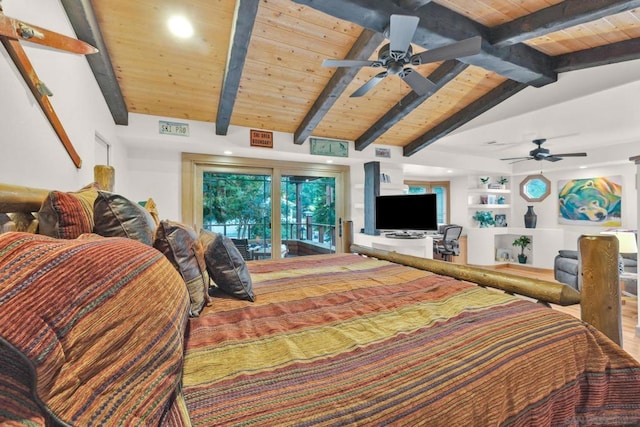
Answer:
[71, 0, 640, 156]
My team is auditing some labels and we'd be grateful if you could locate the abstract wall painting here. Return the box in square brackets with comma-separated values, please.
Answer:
[557, 175, 622, 226]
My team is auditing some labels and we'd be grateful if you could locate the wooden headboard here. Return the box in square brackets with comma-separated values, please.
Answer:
[0, 165, 115, 233]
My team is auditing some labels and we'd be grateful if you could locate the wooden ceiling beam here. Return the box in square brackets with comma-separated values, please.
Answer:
[403, 80, 527, 156]
[60, 0, 128, 125]
[554, 37, 640, 73]
[216, 0, 260, 135]
[395, 0, 433, 12]
[290, 0, 556, 86]
[354, 60, 468, 151]
[489, 0, 640, 48]
[294, 29, 384, 145]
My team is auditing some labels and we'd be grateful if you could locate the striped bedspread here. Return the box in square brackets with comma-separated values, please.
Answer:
[182, 254, 640, 426]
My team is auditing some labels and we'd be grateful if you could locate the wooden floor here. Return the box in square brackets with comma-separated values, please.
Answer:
[485, 264, 639, 362]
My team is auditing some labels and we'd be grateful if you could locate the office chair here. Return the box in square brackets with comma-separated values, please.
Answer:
[434, 225, 463, 262]
[231, 238, 252, 261]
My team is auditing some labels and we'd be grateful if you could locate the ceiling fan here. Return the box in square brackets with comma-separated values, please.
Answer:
[500, 138, 587, 163]
[322, 15, 482, 97]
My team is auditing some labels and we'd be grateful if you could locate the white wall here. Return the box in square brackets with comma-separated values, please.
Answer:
[0, 0, 124, 191]
[511, 164, 637, 249]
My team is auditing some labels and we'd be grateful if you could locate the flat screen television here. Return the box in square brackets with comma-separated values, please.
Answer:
[375, 193, 438, 236]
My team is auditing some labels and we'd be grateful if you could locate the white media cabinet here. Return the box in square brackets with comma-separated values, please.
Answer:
[466, 227, 564, 269]
[354, 233, 435, 259]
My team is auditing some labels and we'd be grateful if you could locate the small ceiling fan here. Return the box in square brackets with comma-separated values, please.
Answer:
[322, 15, 482, 97]
[500, 138, 587, 163]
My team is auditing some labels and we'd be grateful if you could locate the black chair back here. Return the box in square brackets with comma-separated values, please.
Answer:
[433, 225, 463, 261]
[231, 238, 251, 261]
[442, 225, 463, 253]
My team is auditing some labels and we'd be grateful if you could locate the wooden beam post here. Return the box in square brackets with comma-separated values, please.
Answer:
[579, 235, 622, 346]
[94, 165, 115, 192]
[342, 220, 353, 254]
[350, 243, 581, 306]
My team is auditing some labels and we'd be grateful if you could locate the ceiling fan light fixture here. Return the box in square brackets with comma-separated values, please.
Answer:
[168, 15, 194, 39]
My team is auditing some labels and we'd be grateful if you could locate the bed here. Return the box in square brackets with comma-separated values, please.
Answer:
[1, 179, 639, 426]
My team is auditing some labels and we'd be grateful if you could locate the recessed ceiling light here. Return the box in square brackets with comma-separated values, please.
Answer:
[168, 16, 194, 39]
[579, 165, 587, 169]
[446, 170, 453, 173]
[326, 159, 334, 164]
[224, 150, 233, 155]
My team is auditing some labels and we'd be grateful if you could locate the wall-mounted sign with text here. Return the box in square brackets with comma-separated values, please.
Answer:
[159, 120, 189, 136]
[375, 147, 391, 158]
[250, 129, 273, 148]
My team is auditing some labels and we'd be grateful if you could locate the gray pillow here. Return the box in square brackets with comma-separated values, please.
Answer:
[199, 229, 255, 302]
[154, 221, 210, 317]
[93, 191, 156, 245]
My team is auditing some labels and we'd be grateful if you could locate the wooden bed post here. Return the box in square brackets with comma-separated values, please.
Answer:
[579, 234, 622, 346]
[94, 165, 115, 192]
[342, 220, 353, 253]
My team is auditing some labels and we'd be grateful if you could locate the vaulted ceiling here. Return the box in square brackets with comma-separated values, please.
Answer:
[62, 0, 640, 158]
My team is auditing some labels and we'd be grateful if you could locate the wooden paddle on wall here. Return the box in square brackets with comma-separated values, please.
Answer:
[0, 4, 99, 169]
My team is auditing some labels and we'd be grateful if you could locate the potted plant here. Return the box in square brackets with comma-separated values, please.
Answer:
[479, 176, 490, 189]
[497, 176, 508, 189]
[473, 211, 495, 228]
[512, 235, 531, 264]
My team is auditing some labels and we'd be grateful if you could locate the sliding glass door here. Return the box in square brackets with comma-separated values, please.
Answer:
[184, 154, 347, 260]
[202, 171, 272, 255]
[281, 174, 337, 257]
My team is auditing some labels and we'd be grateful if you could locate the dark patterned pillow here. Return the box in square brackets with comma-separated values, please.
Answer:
[0, 232, 190, 426]
[38, 183, 99, 239]
[93, 191, 156, 245]
[199, 229, 255, 301]
[154, 220, 211, 317]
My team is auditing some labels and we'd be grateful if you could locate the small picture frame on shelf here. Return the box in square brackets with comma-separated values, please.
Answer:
[494, 214, 507, 227]
[496, 248, 512, 262]
[488, 183, 503, 189]
[487, 195, 497, 204]
[480, 195, 488, 204]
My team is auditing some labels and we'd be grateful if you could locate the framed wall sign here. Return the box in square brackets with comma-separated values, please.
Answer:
[375, 147, 391, 158]
[310, 138, 348, 157]
[159, 120, 189, 136]
[250, 129, 273, 148]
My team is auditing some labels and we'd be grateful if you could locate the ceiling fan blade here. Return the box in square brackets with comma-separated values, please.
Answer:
[389, 15, 419, 54]
[412, 36, 482, 65]
[322, 59, 381, 68]
[400, 68, 436, 96]
[552, 152, 587, 157]
[509, 158, 533, 164]
[350, 72, 387, 97]
[544, 156, 563, 162]
[500, 156, 532, 161]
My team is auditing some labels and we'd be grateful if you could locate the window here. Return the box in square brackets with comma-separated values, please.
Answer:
[404, 180, 450, 225]
[519, 174, 550, 202]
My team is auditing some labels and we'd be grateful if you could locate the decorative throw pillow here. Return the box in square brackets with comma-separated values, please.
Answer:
[154, 220, 211, 317]
[199, 229, 255, 301]
[93, 191, 156, 245]
[0, 232, 190, 426]
[37, 183, 99, 239]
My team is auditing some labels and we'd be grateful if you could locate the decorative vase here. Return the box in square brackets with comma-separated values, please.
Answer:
[524, 205, 537, 228]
